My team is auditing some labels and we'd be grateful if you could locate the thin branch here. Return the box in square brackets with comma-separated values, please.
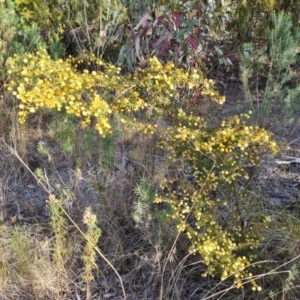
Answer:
[233, 182, 245, 232]
[82, 0, 92, 52]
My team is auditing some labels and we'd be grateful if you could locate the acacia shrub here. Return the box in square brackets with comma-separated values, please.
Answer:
[6, 51, 277, 289]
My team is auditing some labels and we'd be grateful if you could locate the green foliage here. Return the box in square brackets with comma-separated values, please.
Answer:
[230, 0, 300, 42]
[50, 114, 77, 155]
[37, 141, 50, 156]
[133, 177, 156, 227]
[0, 197, 103, 297]
[253, 206, 300, 299]
[15, 0, 121, 53]
[0, 223, 58, 296]
[34, 167, 44, 180]
[230, 0, 275, 41]
[0, 225, 32, 290]
[116, 0, 235, 70]
[15, 0, 68, 41]
[82, 207, 102, 287]
[47, 195, 68, 274]
[7, 225, 34, 275]
[0, 1, 19, 71]
[49, 112, 117, 165]
[49, 41, 66, 60]
[0, 0, 45, 77]
[100, 130, 119, 166]
[240, 12, 300, 126]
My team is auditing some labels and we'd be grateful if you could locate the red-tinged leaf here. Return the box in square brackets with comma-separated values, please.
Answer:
[134, 12, 150, 30]
[141, 26, 150, 37]
[116, 44, 129, 66]
[134, 33, 143, 62]
[174, 44, 180, 61]
[159, 40, 170, 55]
[186, 35, 199, 50]
[154, 15, 173, 31]
[153, 34, 169, 49]
[128, 48, 134, 68]
[172, 11, 182, 29]
[193, 87, 201, 104]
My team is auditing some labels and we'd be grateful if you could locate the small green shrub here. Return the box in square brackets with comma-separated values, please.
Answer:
[82, 207, 102, 298]
[0, 0, 46, 78]
[240, 12, 300, 127]
[0, 223, 58, 297]
[47, 195, 68, 277]
[133, 177, 156, 228]
[15, 0, 121, 53]
[49, 114, 77, 155]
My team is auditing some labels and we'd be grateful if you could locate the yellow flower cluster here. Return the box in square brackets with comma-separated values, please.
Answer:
[156, 112, 277, 287]
[160, 176, 264, 287]
[135, 57, 225, 116]
[6, 51, 224, 138]
[6, 50, 147, 136]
